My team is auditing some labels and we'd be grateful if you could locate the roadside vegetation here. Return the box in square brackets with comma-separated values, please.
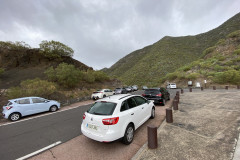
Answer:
[0, 40, 115, 104]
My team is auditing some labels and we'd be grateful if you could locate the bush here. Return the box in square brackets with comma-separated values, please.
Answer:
[45, 63, 82, 88]
[93, 71, 110, 82]
[0, 41, 31, 50]
[233, 49, 240, 55]
[39, 40, 74, 58]
[83, 70, 95, 83]
[201, 46, 216, 58]
[186, 73, 200, 80]
[216, 39, 226, 45]
[227, 30, 240, 38]
[7, 78, 57, 99]
[213, 70, 240, 85]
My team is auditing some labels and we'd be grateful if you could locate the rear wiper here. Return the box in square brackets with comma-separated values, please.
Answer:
[93, 112, 107, 115]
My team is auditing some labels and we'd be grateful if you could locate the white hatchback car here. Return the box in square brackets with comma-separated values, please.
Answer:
[91, 89, 114, 100]
[81, 94, 155, 144]
[167, 83, 177, 89]
[2, 97, 60, 121]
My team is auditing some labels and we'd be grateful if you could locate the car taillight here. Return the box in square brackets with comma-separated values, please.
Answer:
[6, 106, 13, 110]
[83, 113, 86, 120]
[102, 117, 119, 125]
[156, 94, 162, 97]
[142, 94, 146, 96]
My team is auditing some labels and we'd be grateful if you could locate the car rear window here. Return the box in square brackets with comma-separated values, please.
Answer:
[87, 102, 117, 115]
[145, 89, 160, 95]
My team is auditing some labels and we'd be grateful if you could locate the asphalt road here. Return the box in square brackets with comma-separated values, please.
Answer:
[0, 104, 91, 160]
[0, 89, 177, 160]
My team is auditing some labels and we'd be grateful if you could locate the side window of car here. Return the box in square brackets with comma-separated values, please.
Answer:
[133, 96, 147, 106]
[120, 100, 129, 112]
[127, 98, 137, 109]
[32, 98, 45, 103]
[17, 98, 30, 104]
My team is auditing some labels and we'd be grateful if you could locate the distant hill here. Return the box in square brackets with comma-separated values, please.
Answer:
[160, 30, 240, 87]
[0, 47, 92, 88]
[104, 12, 240, 86]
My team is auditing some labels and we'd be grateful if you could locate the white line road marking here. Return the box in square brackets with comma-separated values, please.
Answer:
[0, 102, 93, 127]
[16, 141, 62, 160]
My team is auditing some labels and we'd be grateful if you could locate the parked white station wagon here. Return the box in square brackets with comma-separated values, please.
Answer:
[2, 97, 60, 121]
[81, 94, 155, 144]
[91, 89, 114, 100]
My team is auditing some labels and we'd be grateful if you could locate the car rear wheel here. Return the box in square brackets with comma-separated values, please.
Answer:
[122, 124, 134, 145]
[9, 113, 21, 121]
[150, 107, 155, 119]
[162, 99, 165, 106]
[50, 105, 58, 112]
[103, 95, 106, 98]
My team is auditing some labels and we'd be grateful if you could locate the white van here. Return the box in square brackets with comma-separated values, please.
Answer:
[167, 83, 177, 89]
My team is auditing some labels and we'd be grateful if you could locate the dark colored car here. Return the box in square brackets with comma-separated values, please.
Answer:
[142, 88, 170, 106]
[114, 88, 128, 94]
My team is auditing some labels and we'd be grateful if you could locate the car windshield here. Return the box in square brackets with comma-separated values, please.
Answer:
[87, 102, 117, 115]
[145, 89, 160, 95]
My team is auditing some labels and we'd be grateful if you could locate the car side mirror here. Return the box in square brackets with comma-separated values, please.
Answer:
[45, 100, 49, 103]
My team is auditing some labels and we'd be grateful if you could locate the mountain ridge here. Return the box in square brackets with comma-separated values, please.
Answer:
[104, 12, 240, 86]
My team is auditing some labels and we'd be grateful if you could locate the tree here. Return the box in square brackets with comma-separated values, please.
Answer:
[39, 40, 74, 58]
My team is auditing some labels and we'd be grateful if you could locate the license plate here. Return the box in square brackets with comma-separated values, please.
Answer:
[87, 124, 98, 130]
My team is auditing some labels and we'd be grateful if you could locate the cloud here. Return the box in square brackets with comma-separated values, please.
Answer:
[0, 0, 240, 69]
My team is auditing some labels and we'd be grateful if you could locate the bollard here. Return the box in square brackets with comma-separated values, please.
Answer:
[189, 88, 192, 92]
[147, 125, 158, 149]
[173, 99, 178, 110]
[175, 95, 179, 103]
[225, 86, 228, 90]
[166, 108, 173, 123]
[201, 87, 203, 91]
[181, 89, 183, 94]
[213, 86, 216, 90]
[176, 91, 180, 96]
[238, 86, 240, 89]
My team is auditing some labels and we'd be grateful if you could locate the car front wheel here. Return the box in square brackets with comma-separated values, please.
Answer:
[9, 113, 21, 121]
[122, 124, 134, 145]
[150, 107, 155, 119]
[50, 105, 58, 112]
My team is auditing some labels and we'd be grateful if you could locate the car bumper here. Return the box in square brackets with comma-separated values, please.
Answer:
[2, 110, 9, 119]
[145, 98, 163, 104]
[81, 123, 121, 142]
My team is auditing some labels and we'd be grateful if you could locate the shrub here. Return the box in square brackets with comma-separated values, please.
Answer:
[227, 30, 240, 38]
[45, 63, 82, 88]
[216, 39, 226, 45]
[0, 68, 4, 76]
[7, 78, 57, 99]
[233, 49, 240, 55]
[201, 46, 216, 58]
[186, 73, 200, 80]
[83, 70, 95, 83]
[39, 40, 74, 58]
[0, 41, 31, 50]
[93, 71, 110, 82]
[212, 70, 240, 85]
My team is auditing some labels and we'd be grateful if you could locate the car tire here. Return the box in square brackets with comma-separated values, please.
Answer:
[103, 95, 106, 98]
[150, 107, 155, 119]
[122, 124, 134, 145]
[50, 105, 58, 112]
[162, 99, 165, 106]
[9, 113, 21, 121]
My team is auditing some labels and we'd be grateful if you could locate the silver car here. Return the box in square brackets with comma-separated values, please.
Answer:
[2, 97, 60, 121]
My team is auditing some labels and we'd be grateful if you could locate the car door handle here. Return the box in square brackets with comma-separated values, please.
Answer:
[131, 113, 134, 115]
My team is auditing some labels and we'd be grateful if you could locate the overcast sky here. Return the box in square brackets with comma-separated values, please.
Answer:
[0, 0, 240, 69]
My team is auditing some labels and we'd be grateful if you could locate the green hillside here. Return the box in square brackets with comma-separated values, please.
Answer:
[105, 12, 240, 86]
[161, 30, 240, 86]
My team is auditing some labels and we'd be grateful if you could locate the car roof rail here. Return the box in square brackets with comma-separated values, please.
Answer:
[118, 94, 132, 100]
